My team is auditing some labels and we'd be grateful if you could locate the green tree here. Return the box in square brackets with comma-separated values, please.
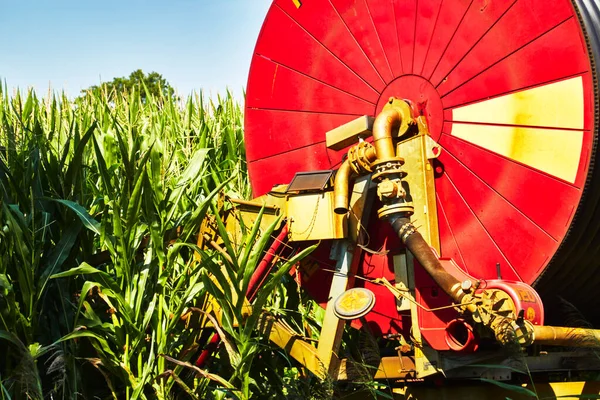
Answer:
[81, 69, 176, 101]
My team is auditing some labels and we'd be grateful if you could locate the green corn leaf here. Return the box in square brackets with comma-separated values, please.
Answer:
[45, 198, 100, 235]
[0, 274, 12, 292]
[131, 330, 154, 400]
[51, 262, 114, 282]
[208, 201, 238, 271]
[180, 176, 233, 242]
[200, 272, 236, 335]
[140, 294, 156, 334]
[64, 122, 96, 195]
[131, 267, 149, 323]
[50, 263, 137, 324]
[91, 133, 114, 194]
[113, 123, 133, 186]
[0, 330, 24, 349]
[21, 90, 33, 124]
[241, 214, 282, 305]
[0, 159, 28, 207]
[3, 204, 34, 316]
[178, 148, 209, 185]
[244, 243, 318, 339]
[73, 280, 136, 329]
[125, 164, 147, 237]
[76, 317, 116, 333]
[199, 253, 233, 306]
[141, 175, 165, 266]
[0, 378, 11, 400]
[57, 329, 118, 359]
[238, 205, 266, 271]
[36, 222, 82, 303]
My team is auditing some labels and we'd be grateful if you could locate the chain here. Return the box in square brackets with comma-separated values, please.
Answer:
[290, 193, 320, 238]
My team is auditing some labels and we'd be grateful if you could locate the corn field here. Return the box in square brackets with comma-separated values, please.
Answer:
[0, 84, 317, 400]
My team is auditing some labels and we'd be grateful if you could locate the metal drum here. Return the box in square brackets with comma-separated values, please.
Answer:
[245, 0, 600, 330]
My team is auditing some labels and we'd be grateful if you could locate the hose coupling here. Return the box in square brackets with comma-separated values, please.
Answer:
[397, 222, 417, 242]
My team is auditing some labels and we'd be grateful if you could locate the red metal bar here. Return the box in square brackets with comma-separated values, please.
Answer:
[195, 224, 289, 367]
[194, 332, 220, 366]
[247, 224, 289, 301]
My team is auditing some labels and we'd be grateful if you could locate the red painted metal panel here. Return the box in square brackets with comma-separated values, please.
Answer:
[245, 109, 357, 162]
[437, 0, 574, 97]
[412, 0, 444, 76]
[438, 147, 558, 284]
[355, 216, 404, 335]
[439, 132, 583, 241]
[429, 0, 515, 86]
[441, 19, 590, 109]
[366, 0, 403, 77]
[330, 0, 394, 84]
[434, 168, 519, 282]
[246, 55, 374, 114]
[255, 7, 379, 103]
[415, 281, 455, 350]
[394, 0, 417, 75]
[273, 0, 386, 91]
[248, 144, 335, 195]
[437, 195, 468, 273]
[296, 244, 336, 306]
[420, 0, 472, 79]
[255, 6, 379, 105]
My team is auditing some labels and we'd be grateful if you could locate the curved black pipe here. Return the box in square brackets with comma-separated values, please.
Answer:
[389, 217, 465, 303]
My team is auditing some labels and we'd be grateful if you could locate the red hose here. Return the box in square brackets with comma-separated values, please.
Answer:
[195, 224, 289, 367]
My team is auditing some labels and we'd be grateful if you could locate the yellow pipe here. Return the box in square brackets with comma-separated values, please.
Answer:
[333, 160, 352, 214]
[333, 99, 411, 214]
[372, 105, 404, 162]
[533, 325, 600, 347]
[334, 103, 405, 214]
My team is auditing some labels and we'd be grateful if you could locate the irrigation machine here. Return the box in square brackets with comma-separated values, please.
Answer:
[199, 0, 600, 397]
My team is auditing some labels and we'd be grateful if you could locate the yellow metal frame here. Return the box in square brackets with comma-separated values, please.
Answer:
[341, 381, 600, 399]
[287, 191, 346, 241]
[397, 134, 441, 254]
[316, 176, 372, 376]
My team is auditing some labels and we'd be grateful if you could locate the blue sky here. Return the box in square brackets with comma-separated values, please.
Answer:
[1, 0, 272, 98]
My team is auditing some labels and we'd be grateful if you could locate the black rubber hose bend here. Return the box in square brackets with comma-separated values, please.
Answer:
[390, 217, 465, 303]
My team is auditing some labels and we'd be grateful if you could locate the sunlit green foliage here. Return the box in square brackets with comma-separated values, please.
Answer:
[0, 84, 259, 399]
[81, 70, 177, 103]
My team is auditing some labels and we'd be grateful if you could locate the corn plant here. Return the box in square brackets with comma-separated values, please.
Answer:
[0, 86, 97, 399]
[192, 207, 317, 399]
[0, 83, 251, 399]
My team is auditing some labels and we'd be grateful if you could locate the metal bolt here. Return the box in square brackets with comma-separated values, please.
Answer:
[461, 280, 473, 293]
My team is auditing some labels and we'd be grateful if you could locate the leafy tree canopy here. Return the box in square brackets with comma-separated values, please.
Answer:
[81, 69, 176, 101]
